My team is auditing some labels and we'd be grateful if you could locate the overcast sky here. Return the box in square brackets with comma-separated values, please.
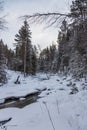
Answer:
[0, 0, 72, 49]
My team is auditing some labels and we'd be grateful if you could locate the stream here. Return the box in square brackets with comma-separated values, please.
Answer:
[0, 91, 41, 109]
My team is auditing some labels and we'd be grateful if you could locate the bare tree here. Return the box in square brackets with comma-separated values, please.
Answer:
[0, 1, 7, 30]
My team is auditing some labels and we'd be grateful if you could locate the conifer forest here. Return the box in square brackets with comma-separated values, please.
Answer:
[0, 1, 87, 130]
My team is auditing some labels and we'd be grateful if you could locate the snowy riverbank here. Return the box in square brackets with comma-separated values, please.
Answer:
[0, 70, 87, 130]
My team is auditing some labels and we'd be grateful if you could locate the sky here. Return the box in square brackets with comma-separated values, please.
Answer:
[0, 0, 72, 50]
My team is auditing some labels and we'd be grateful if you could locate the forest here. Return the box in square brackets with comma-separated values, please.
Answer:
[1, 0, 87, 85]
[0, 1, 87, 130]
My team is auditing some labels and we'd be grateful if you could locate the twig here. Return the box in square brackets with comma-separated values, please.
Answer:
[56, 99, 60, 114]
[39, 102, 43, 113]
[43, 101, 55, 130]
[1, 125, 17, 130]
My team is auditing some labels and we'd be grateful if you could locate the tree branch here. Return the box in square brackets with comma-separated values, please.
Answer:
[21, 12, 71, 27]
[0, 1, 7, 30]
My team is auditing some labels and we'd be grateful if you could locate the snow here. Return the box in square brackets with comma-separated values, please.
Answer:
[0, 99, 5, 104]
[0, 70, 87, 130]
[19, 98, 26, 101]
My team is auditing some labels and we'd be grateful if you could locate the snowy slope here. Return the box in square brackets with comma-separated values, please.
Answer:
[0, 70, 87, 130]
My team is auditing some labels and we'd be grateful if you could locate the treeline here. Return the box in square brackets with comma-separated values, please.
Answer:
[0, 39, 14, 84]
[1, 0, 87, 85]
[0, 20, 58, 85]
[57, 0, 87, 79]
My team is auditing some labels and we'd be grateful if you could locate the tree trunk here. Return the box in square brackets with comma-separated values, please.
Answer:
[24, 44, 26, 77]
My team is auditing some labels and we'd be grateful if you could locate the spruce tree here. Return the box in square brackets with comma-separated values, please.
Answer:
[71, 0, 87, 22]
[31, 46, 37, 75]
[0, 40, 7, 85]
[14, 20, 37, 76]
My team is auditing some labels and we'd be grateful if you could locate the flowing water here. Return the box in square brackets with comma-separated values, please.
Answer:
[0, 92, 40, 109]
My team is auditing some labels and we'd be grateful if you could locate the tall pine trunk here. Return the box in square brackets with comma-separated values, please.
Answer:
[24, 43, 27, 77]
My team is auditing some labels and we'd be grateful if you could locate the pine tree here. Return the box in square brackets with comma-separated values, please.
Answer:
[14, 20, 37, 76]
[49, 44, 57, 72]
[0, 40, 7, 85]
[57, 20, 70, 74]
[38, 44, 57, 73]
[31, 46, 37, 75]
[71, 0, 87, 22]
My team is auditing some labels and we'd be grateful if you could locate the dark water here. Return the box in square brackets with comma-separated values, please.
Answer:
[0, 92, 40, 109]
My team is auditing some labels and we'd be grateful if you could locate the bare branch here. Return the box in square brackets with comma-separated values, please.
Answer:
[0, 1, 4, 11]
[0, 15, 7, 30]
[21, 12, 71, 27]
[24, 12, 70, 19]
[0, 1, 7, 30]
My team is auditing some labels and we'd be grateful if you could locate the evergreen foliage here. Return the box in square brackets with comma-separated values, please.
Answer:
[0, 40, 7, 85]
[14, 20, 37, 76]
[38, 44, 57, 73]
[56, 0, 87, 78]
[1, 0, 87, 82]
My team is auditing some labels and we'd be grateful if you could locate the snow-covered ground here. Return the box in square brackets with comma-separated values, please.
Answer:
[0, 70, 87, 130]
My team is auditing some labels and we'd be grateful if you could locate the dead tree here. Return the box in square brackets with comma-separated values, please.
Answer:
[14, 76, 20, 84]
